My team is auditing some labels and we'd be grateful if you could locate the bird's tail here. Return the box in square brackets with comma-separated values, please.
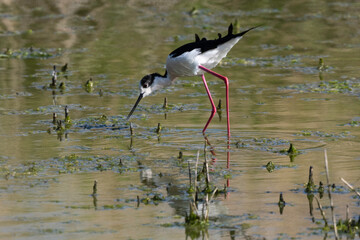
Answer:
[228, 23, 262, 38]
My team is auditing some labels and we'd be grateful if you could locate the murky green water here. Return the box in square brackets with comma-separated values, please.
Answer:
[1, 0, 360, 239]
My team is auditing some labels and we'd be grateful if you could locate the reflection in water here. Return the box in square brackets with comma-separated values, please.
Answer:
[216, 99, 222, 120]
[185, 226, 208, 240]
[129, 136, 133, 150]
[203, 134, 230, 188]
[203, 135, 216, 161]
[52, 90, 57, 105]
[278, 193, 285, 215]
[92, 180, 98, 210]
[307, 193, 315, 223]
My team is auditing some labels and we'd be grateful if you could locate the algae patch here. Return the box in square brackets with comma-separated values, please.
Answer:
[282, 79, 360, 95]
[0, 47, 61, 59]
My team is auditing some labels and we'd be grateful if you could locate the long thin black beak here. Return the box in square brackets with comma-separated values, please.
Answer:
[127, 93, 143, 120]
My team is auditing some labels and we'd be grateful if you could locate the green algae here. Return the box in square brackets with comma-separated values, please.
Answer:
[140, 193, 165, 205]
[102, 204, 124, 210]
[0, 47, 59, 59]
[297, 130, 350, 139]
[341, 119, 360, 127]
[65, 205, 92, 210]
[235, 137, 297, 155]
[284, 79, 360, 95]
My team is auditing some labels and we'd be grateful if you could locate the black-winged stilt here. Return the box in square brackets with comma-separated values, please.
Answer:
[127, 23, 258, 140]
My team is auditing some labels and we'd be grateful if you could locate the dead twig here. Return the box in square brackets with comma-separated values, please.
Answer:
[341, 178, 360, 197]
[324, 149, 338, 239]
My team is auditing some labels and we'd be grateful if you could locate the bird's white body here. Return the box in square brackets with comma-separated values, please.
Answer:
[166, 37, 242, 79]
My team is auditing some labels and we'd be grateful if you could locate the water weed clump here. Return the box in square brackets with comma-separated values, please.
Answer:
[266, 161, 275, 173]
[84, 78, 94, 93]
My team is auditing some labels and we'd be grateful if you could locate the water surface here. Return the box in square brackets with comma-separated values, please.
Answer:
[0, 0, 360, 239]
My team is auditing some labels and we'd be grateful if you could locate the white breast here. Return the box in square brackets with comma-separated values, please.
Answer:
[166, 49, 201, 77]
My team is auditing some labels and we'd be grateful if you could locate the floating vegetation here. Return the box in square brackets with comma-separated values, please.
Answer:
[235, 137, 294, 155]
[220, 54, 310, 70]
[65, 205, 92, 210]
[0, 161, 44, 179]
[75, 114, 126, 130]
[47, 154, 138, 174]
[126, 101, 199, 120]
[283, 79, 360, 95]
[341, 118, 360, 127]
[0, 91, 32, 99]
[296, 130, 350, 139]
[0, 47, 60, 59]
[140, 193, 165, 205]
[102, 204, 125, 210]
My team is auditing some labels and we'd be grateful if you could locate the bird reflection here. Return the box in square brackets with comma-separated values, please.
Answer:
[203, 133, 230, 188]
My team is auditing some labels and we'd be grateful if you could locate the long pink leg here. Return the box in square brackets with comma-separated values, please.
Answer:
[201, 74, 217, 134]
[199, 65, 231, 141]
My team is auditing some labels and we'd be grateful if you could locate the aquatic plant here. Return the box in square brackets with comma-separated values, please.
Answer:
[266, 161, 275, 172]
[184, 151, 222, 233]
[84, 78, 94, 93]
[305, 166, 316, 193]
[49, 65, 57, 88]
[64, 106, 72, 128]
[317, 58, 328, 71]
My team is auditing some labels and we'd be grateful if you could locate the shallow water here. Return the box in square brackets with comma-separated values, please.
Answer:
[0, 0, 360, 239]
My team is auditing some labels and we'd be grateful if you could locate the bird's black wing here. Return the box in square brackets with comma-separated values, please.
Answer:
[169, 23, 258, 58]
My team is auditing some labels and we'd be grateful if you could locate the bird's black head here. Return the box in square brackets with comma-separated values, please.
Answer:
[139, 73, 166, 97]
[140, 74, 155, 89]
[127, 73, 160, 120]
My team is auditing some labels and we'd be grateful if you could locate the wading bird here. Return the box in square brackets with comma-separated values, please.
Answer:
[127, 23, 258, 140]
